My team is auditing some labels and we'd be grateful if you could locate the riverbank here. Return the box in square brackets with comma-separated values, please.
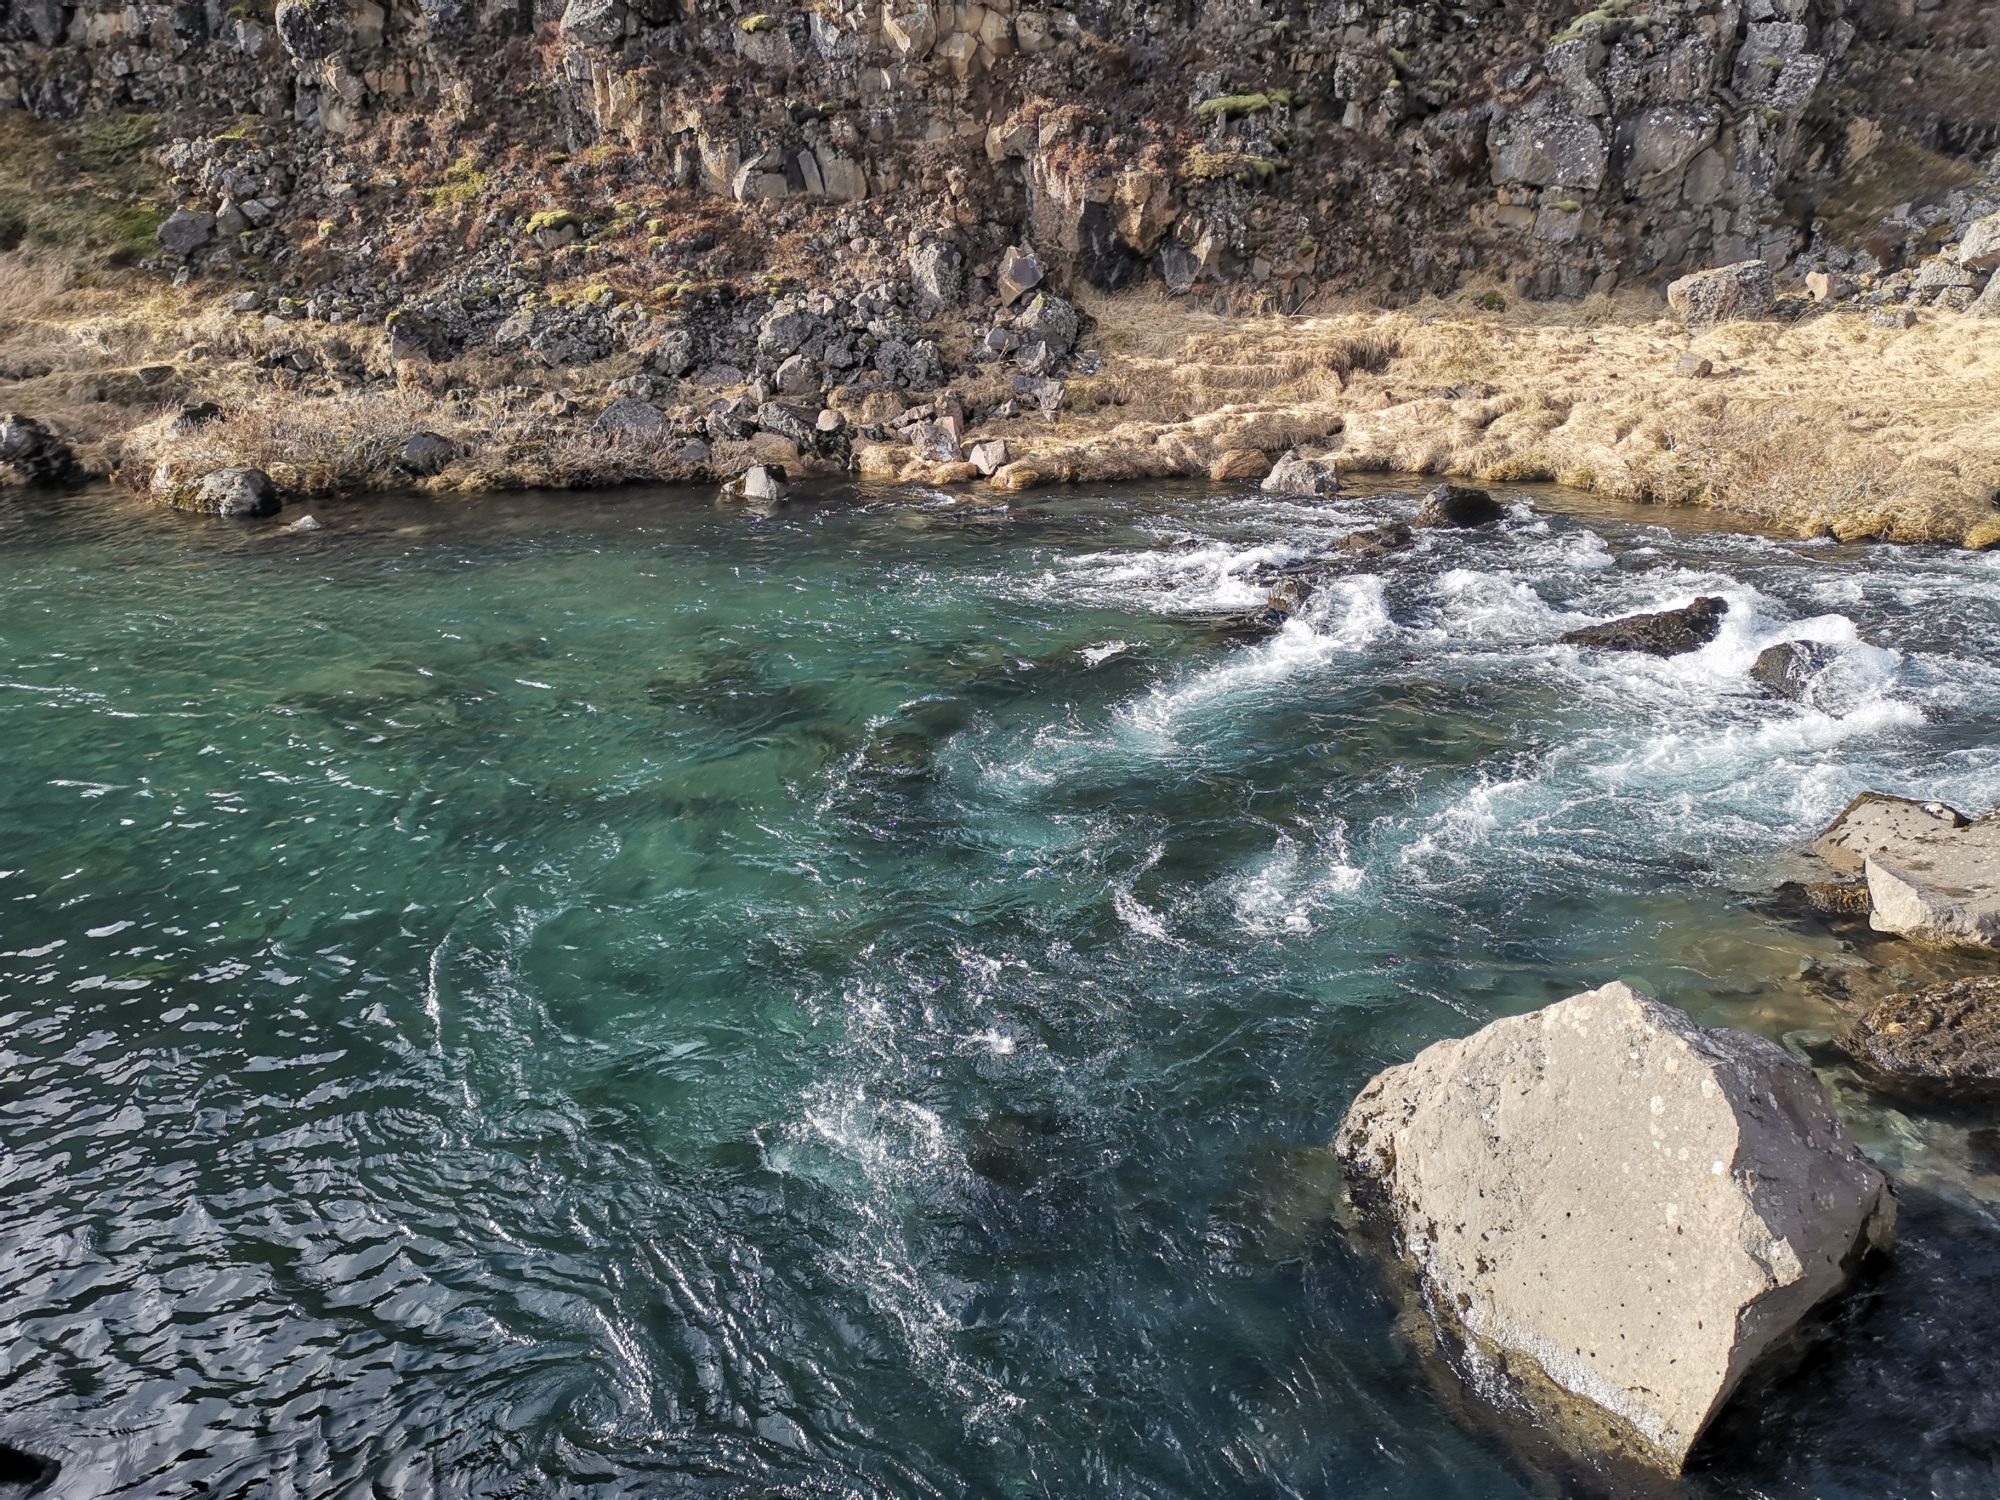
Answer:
[6, 248, 2000, 548]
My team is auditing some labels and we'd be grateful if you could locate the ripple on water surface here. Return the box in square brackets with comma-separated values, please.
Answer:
[3, 482, 2000, 1498]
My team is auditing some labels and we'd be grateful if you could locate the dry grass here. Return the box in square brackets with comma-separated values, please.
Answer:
[956, 285, 2000, 546]
[8, 219, 1999, 547]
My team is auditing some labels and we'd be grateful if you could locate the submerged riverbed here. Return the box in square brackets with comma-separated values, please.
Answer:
[4, 480, 2000, 1498]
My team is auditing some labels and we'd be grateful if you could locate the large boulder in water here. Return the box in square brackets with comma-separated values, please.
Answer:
[1336, 981, 1893, 1475]
[1560, 595, 1726, 656]
[1262, 450, 1340, 497]
[191, 466, 280, 518]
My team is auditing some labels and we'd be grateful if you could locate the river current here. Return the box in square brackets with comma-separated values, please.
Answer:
[4, 480, 2000, 1498]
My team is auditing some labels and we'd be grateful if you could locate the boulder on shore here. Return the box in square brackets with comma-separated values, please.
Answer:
[0, 413, 82, 488]
[1336, 981, 1894, 1475]
[192, 466, 280, 518]
[1846, 976, 2000, 1095]
[1809, 793, 2000, 948]
[1413, 482, 1504, 528]
[1559, 595, 1726, 656]
[1666, 260, 1776, 329]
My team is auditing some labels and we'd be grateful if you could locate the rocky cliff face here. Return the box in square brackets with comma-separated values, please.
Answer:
[1, 0, 1897, 306]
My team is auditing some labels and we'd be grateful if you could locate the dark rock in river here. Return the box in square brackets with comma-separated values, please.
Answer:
[1847, 977, 2000, 1095]
[1751, 639, 1839, 700]
[1339, 521, 1414, 560]
[1414, 483, 1505, 529]
[1560, 596, 1727, 656]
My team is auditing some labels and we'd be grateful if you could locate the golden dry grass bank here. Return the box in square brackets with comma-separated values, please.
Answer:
[965, 286, 2000, 548]
[5, 237, 1999, 546]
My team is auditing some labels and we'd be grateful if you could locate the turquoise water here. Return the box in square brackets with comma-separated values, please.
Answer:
[4, 480, 2000, 1498]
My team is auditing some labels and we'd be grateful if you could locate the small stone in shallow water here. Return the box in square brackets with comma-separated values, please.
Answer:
[1559, 595, 1726, 655]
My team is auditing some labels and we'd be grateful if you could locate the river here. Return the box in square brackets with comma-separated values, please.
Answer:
[3, 479, 1999, 1497]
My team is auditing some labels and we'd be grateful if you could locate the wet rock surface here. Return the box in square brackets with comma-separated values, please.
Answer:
[1752, 639, 1841, 700]
[1560, 595, 1727, 656]
[1847, 977, 2000, 1094]
[190, 466, 280, 518]
[1413, 483, 1504, 529]
[1337, 981, 1895, 1475]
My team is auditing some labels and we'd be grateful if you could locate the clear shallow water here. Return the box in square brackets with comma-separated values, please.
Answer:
[3, 480, 2000, 1498]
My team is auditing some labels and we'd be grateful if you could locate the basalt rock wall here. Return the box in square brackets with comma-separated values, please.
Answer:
[0, 0, 1943, 300]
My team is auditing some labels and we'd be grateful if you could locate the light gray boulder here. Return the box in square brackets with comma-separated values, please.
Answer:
[996, 244, 1043, 306]
[1336, 981, 1893, 1474]
[1667, 260, 1776, 329]
[193, 467, 280, 518]
[1261, 450, 1340, 497]
[1958, 212, 2000, 274]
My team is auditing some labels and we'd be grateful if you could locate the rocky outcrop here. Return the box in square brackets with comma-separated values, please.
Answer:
[1560, 596, 1727, 656]
[1809, 793, 2000, 949]
[0, 0, 1882, 309]
[1846, 977, 2000, 1095]
[1337, 981, 1894, 1475]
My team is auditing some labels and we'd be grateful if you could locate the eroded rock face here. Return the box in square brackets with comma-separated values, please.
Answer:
[1336, 982, 1894, 1474]
[1560, 595, 1726, 655]
[1866, 820, 2000, 949]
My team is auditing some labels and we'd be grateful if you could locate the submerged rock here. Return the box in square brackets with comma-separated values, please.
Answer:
[1339, 521, 1414, 560]
[1750, 639, 1839, 700]
[1336, 981, 1894, 1475]
[1559, 595, 1726, 655]
[1847, 977, 2000, 1094]
[1413, 482, 1504, 528]
[1261, 450, 1340, 497]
